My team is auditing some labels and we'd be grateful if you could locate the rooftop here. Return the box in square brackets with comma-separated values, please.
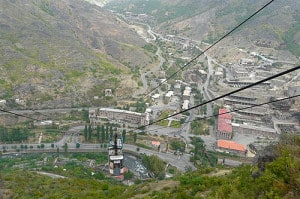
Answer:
[217, 140, 246, 152]
[218, 108, 232, 133]
[219, 108, 232, 119]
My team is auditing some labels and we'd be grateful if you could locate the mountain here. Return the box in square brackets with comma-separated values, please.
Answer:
[0, 0, 155, 109]
[105, 0, 300, 59]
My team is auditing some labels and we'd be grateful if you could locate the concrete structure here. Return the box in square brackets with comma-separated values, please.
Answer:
[182, 100, 189, 110]
[15, 98, 26, 105]
[269, 97, 293, 111]
[89, 108, 149, 126]
[232, 123, 277, 138]
[183, 86, 192, 100]
[217, 108, 233, 140]
[232, 104, 268, 118]
[226, 79, 271, 88]
[239, 58, 255, 66]
[108, 134, 125, 178]
[218, 158, 243, 167]
[105, 89, 113, 97]
[165, 91, 174, 98]
[152, 94, 160, 100]
[0, 100, 6, 106]
[174, 83, 181, 95]
[224, 94, 258, 106]
[232, 67, 249, 78]
[198, 69, 207, 76]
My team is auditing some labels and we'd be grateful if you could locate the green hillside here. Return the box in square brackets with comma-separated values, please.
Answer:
[0, 0, 156, 109]
[1, 134, 299, 198]
[105, 0, 300, 58]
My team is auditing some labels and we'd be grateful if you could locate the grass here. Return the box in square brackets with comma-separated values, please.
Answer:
[65, 70, 85, 81]
[283, 22, 300, 57]
[136, 142, 153, 150]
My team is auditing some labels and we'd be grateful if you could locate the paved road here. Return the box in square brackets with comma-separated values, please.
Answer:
[1, 125, 195, 172]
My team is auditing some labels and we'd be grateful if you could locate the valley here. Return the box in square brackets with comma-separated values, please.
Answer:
[0, 0, 300, 198]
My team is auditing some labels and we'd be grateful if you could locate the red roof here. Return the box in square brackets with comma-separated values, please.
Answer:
[218, 108, 232, 133]
[217, 140, 246, 152]
[219, 108, 232, 119]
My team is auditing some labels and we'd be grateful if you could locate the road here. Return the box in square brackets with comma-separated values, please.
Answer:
[127, 20, 221, 151]
[204, 55, 214, 117]
[0, 125, 195, 172]
[36, 171, 67, 179]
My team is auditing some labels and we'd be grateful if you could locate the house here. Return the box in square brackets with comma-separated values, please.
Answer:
[182, 100, 189, 110]
[151, 141, 161, 147]
[174, 83, 181, 95]
[15, 99, 26, 105]
[183, 86, 191, 100]
[217, 140, 247, 156]
[0, 100, 6, 106]
[152, 94, 160, 100]
[105, 89, 113, 97]
[165, 91, 174, 98]
[239, 58, 254, 66]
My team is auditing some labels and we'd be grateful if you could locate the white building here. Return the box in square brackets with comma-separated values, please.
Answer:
[182, 100, 190, 110]
[0, 100, 6, 106]
[152, 94, 160, 100]
[166, 91, 174, 98]
[89, 108, 150, 126]
[15, 99, 26, 105]
[183, 86, 192, 100]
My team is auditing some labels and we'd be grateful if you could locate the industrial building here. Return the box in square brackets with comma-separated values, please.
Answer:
[89, 108, 149, 126]
[217, 108, 233, 140]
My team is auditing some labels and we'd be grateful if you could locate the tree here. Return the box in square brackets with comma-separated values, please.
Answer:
[124, 170, 134, 180]
[142, 155, 165, 178]
[101, 125, 105, 142]
[84, 125, 88, 141]
[88, 125, 92, 141]
[133, 132, 137, 143]
[105, 125, 109, 140]
[82, 109, 90, 123]
[96, 126, 100, 141]
[109, 125, 113, 139]
[64, 143, 68, 153]
[122, 129, 126, 143]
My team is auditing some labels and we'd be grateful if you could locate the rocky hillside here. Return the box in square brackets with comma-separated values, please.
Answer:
[105, 0, 300, 59]
[0, 0, 155, 109]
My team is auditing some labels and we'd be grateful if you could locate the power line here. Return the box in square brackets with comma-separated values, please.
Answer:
[0, 108, 42, 122]
[144, 0, 275, 97]
[146, 66, 300, 128]
[144, 94, 300, 134]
